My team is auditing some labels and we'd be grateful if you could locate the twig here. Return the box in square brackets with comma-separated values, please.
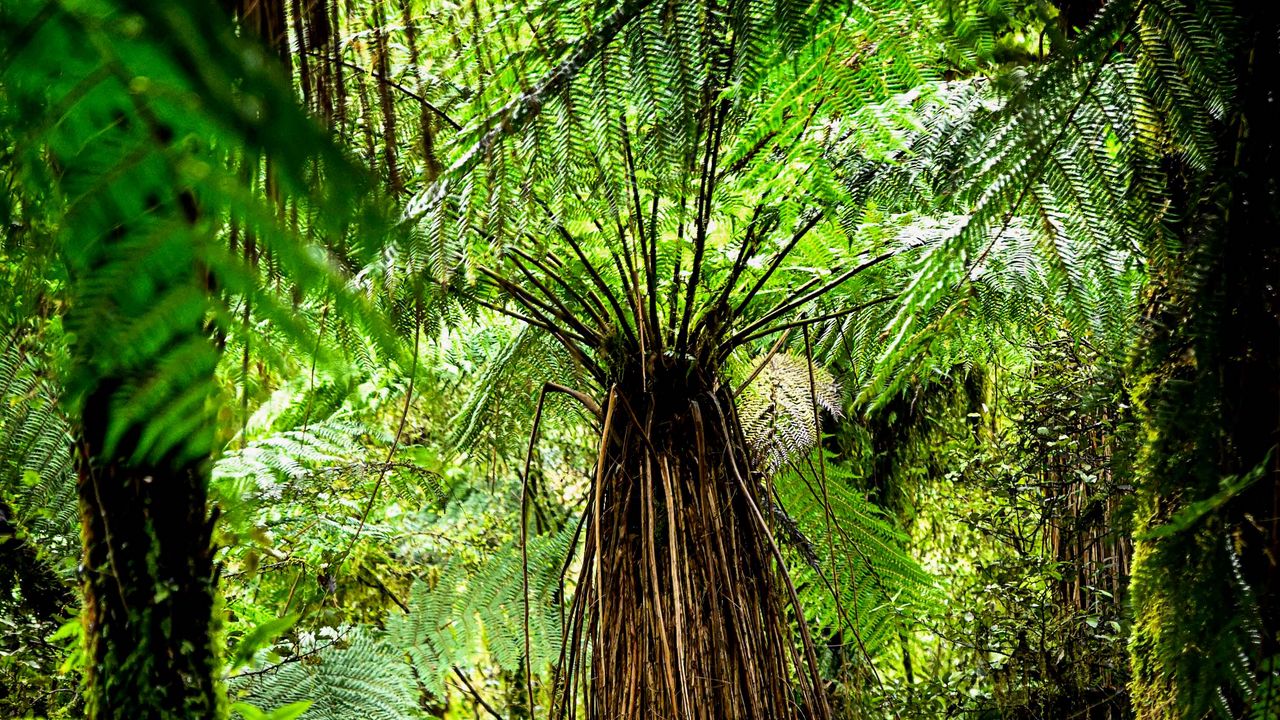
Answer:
[227, 632, 349, 680]
[723, 248, 902, 354]
[518, 385, 553, 719]
[451, 667, 505, 720]
[732, 294, 898, 346]
[311, 52, 461, 129]
[731, 328, 793, 399]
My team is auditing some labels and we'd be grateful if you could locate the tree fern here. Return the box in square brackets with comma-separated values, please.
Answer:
[378, 3, 1028, 717]
[1, 0, 407, 713]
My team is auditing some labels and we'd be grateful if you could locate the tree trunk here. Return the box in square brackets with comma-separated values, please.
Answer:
[554, 361, 829, 720]
[1128, 3, 1280, 716]
[77, 389, 221, 719]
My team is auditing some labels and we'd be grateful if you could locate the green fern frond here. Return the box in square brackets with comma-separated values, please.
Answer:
[449, 324, 587, 456]
[0, 341, 77, 566]
[388, 524, 578, 697]
[0, 0, 404, 464]
[232, 627, 423, 720]
[775, 456, 935, 656]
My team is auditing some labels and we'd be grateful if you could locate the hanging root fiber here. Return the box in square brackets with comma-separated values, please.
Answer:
[545, 358, 830, 720]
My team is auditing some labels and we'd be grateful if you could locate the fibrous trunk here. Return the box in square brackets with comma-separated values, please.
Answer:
[78, 385, 220, 719]
[1128, 2, 1280, 715]
[554, 363, 828, 720]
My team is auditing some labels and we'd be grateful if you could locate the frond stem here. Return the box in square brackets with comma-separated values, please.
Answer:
[726, 211, 824, 327]
[731, 294, 898, 347]
[722, 249, 899, 354]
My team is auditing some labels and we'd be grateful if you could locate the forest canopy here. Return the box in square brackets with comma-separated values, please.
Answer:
[0, 0, 1277, 719]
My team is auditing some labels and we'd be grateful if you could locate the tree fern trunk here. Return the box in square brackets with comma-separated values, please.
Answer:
[70, 183, 223, 716]
[555, 362, 829, 720]
[1128, 3, 1280, 716]
[77, 391, 220, 719]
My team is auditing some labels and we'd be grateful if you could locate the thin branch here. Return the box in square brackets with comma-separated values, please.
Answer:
[519, 386, 553, 720]
[620, 114, 660, 348]
[545, 381, 603, 418]
[451, 667, 505, 720]
[727, 211, 825, 325]
[697, 202, 771, 337]
[227, 631, 351, 681]
[483, 265, 602, 345]
[802, 320, 856, 692]
[608, 246, 644, 345]
[731, 328, 793, 399]
[471, 295, 554, 332]
[477, 283, 608, 384]
[333, 304, 420, 569]
[531, 195, 638, 349]
[300, 299, 330, 433]
[312, 52, 462, 130]
[510, 247, 608, 326]
[678, 90, 731, 351]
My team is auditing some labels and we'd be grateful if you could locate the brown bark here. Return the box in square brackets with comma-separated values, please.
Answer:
[553, 361, 830, 720]
[77, 391, 220, 719]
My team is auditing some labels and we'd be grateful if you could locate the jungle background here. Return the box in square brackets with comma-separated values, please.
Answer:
[0, 0, 1277, 718]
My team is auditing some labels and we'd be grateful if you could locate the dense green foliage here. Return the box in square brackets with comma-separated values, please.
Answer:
[1, 0, 1277, 718]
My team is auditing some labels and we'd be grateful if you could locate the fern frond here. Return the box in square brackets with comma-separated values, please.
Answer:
[0, 342, 75, 541]
[736, 351, 841, 473]
[775, 457, 935, 656]
[0, 0, 404, 463]
[232, 627, 422, 720]
[388, 524, 578, 697]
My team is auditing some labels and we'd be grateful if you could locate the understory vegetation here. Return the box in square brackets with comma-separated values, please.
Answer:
[1, 0, 1277, 718]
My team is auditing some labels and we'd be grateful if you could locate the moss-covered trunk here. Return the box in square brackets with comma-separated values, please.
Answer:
[553, 361, 829, 720]
[1128, 3, 1280, 716]
[77, 383, 220, 719]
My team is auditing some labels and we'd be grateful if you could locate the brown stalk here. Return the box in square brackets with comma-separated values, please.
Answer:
[727, 210, 825, 327]
[530, 195, 638, 349]
[732, 293, 898, 346]
[510, 247, 609, 327]
[723, 248, 901, 353]
[370, 0, 402, 194]
[519, 384, 552, 718]
[491, 263, 604, 345]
